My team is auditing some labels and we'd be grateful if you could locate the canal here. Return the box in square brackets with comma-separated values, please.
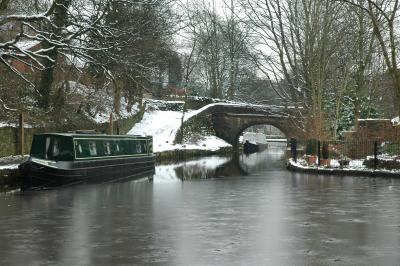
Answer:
[1, 144, 400, 265]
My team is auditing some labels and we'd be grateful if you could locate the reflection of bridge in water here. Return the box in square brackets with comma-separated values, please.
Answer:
[164, 144, 287, 180]
[210, 146, 287, 177]
[238, 144, 287, 174]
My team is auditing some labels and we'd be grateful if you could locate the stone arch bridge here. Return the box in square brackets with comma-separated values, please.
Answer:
[177, 103, 304, 149]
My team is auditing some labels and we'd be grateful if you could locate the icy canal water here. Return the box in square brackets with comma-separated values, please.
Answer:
[1, 145, 400, 265]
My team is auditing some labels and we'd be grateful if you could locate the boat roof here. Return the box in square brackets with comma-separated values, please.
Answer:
[33, 133, 151, 138]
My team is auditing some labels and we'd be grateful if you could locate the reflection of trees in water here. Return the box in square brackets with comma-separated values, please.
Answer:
[172, 144, 287, 180]
[174, 164, 219, 180]
[172, 157, 231, 180]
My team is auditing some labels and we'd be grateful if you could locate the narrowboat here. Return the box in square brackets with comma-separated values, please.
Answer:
[243, 140, 259, 154]
[19, 133, 155, 186]
[242, 132, 268, 154]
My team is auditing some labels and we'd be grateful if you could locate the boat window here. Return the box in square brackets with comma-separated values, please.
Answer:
[89, 141, 97, 156]
[136, 142, 142, 153]
[142, 142, 147, 153]
[45, 137, 51, 159]
[75, 141, 83, 154]
[44, 137, 62, 160]
[119, 140, 126, 154]
[104, 141, 111, 155]
[52, 139, 60, 157]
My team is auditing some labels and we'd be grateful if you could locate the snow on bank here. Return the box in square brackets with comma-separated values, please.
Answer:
[392, 116, 400, 126]
[0, 122, 15, 127]
[0, 164, 19, 170]
[0, 155, 28, 170]
[127, 106, 231, 152]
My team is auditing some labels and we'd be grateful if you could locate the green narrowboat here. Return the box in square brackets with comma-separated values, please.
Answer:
[19, 133, 155, 186]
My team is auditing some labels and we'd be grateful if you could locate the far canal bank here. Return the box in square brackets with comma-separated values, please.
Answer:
[287, 159, 400, 178]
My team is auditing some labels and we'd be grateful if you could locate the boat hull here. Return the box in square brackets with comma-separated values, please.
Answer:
[243, 142, 269, 154]
[19, 155, 156, 188]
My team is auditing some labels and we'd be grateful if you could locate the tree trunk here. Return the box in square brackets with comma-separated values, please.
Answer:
[393, 70, 400, 117]
[38, 45, 57, 109]
[37, 0, 71, 110]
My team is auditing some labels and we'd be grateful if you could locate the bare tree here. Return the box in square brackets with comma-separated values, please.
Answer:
[239, 0, 362, 138]
[338, 0, 400, 116]
[220, 0, 251, 100]
[1, 0, 178, 117]
[0, 0, 117, 110]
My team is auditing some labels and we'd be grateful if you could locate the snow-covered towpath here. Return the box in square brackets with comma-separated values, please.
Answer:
[127, 104, 231, 153]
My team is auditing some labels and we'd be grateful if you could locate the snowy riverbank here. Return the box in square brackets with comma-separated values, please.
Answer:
[128, 100, 231, 153]
[287, 158, 400, 178]
[0, 155, 28, 170]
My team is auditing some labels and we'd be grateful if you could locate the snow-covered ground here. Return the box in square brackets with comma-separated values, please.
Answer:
[0, 164, 19, 170]
[289, 157, 400, 175]
[0, 122, 14, 127]
[0, 155, 28, 170]
[128, 102, 231, 152]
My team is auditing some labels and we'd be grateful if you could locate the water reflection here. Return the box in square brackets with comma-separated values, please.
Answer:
[1, 146, 400, 265]
[153, 143, 287, 182]
[154, 156, 230, 181]
[239, 143, 287, 174]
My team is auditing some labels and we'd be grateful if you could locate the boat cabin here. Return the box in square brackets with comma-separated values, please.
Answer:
[30, 133, 153, 162]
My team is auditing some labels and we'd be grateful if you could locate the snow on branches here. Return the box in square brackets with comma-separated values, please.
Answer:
[0, 0, 122, 81]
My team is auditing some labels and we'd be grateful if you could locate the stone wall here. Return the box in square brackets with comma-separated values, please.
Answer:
[0, 127, 43, 157]
[0, 106, 146, 157]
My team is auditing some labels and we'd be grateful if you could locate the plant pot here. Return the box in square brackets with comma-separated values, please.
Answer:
[306, 155, 317, 165]
[320, 159, 330, 167]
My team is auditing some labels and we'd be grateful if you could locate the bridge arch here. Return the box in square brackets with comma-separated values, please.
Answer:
[177, 103, 304, 150]
[236, 122, 288, 145]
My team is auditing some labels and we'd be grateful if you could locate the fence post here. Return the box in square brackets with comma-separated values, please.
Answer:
[19, 113, 25, 155]
[290, 138, 297, 162]
[115, 120, 119, 135]
[317, 140, 321, 166]
[109, 113, 113, 135]
[374, 141, 378, 169]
